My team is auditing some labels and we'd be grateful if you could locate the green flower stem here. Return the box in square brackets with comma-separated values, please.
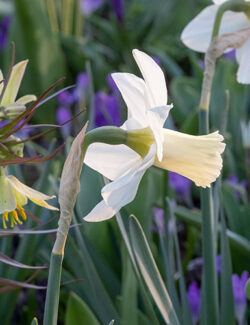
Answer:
[43, 254, 63, 325]
[212, 0, 250, 38]
[44, 125, 145, 325]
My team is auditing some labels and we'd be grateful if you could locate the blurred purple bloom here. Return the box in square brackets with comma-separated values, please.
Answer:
[76, 72, 89, 101]
[216, 255, 221, 275]
[56, 107, 72, 137]
[169, 172, 191, 195]
[187, 282, 201, 324]
[0, 17, 11, 49]
[57, 90, 75, 107]
[110, 0, 124, 22]
[94, 91, 121, 127]
[223, 49, 236, 61]
[81, 0, 104, 15]
[232, 271, 249, 324]
[227, 175, 247, 199]
[152, 56, 161, 66]
[153, 207, 164, 234]
[107, 73, 119, 93]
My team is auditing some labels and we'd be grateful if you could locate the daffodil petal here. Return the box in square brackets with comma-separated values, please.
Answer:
[147, 105, 173, 161]
[84, 143, 142, 181]
[1, 60, 28, 106]
[28, 197, 59, 211]
[7, 175, 56, 201]
[0, 176, 16, 213]
[13, 189, 28, 206]
[213, 0, 227, 4]
[154, 129, 225, 188]
[84, 200, 117, 222]
[132, 49, 167, 107]
[101, 144, 155, 207]
[111, 72, 148, 126]
[236, 38, 250, 84]
[17, 94, 37, 105]
[121, 117, 145, 130]
[181, 5, 249, 53]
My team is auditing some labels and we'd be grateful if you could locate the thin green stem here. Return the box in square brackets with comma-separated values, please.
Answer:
[43, 254, 63, 325]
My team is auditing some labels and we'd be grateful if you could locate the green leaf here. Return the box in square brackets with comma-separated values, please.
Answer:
[31, 317, 38, 325]
[65, 292, 101, 325]
[12, 0, 66, 123]
[220, 211, 235, 325]
[129, 216, 180, 325]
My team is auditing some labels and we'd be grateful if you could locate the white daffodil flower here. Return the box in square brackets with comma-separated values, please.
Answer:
[0, 173, 58, 228]
[181, 0, 250, 84]
[0, 60, 37, 119]
[83, 49, 225, 222]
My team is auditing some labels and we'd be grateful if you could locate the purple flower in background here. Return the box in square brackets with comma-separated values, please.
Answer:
[56, 107, 72, 137]
[76, 72, 89, 102]
[232, 271, 249, 324]
[152, 56, 161, 66]
[223, 49, 236, 61]
[169, 171, 192, 205]
[216, 255, 222, 275]
[57, 90, 75, 107]
[81, 0, 104, 15]
[0, 17, 11, 48]
[110, 0, 124, 22]
[187, 282, 201, 324]
[94, 91, 120, 127]
[153, 207, 164, 235]
[107, 73, 119, 93]
[227, 175, 247, 199]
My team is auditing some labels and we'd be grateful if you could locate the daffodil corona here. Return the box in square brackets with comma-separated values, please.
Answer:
[0, 168, 58, 228]
[83, 49, 225, 222]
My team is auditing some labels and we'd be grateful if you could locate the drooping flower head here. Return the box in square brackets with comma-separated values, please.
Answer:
[0, 169, 58, 229]
[83, 50, 225, 222]
[181, 0, 250, 84]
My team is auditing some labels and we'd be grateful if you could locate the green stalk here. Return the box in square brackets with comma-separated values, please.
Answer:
[43, 254, 63, 325]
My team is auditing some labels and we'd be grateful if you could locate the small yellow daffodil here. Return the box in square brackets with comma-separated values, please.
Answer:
[0, 170, 58, 229]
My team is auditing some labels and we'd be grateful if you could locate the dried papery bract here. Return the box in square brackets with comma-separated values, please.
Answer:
[200, 27, 250, 110]
[53, 122, 88, 255]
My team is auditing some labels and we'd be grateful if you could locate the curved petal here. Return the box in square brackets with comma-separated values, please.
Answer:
[84, 143, 142, 181]
[84, 200, 117, 222]
[0, 176, 16, 213]
[111, 72, 148, 125]
[101, 144, 156, 207]
[181, 5, 249, 53]
[132, 49, 167, 107]
[17, 94, 37, 105]
[147, 105, 173, 161]
[213, 0, 227, 4]
[1, 60, 28, 106]
[7, 176, 58, 211]
[13, 189, 28, 206]
[28, 197, 58, 211]
[154, 129, 225, 188]
[236, 38, 250, 84]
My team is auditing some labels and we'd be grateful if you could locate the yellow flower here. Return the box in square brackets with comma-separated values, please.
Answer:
[0, 173, 58, 229]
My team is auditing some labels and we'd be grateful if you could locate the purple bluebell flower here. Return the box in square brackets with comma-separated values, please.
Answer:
[110, 0, 124, 22]
[153, 207, 164, 235]
[187, 282, 201, 324]
[56, 107, 72, 137]
[223, 49, 236, 61]
[227, 175, 247, 199]
[81, 0, 104, 15]
[107, 73, 119, 94]
[94, 91, 120, 127]
[216, 255, 221, 275]
[152, 56, 161, 66]
[76, 72, 89, 102]
[232, 271, 249, 324]
[57, 90, 75, 107]
[0, 17, 11, 49]
[169, 171, 192, 206]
